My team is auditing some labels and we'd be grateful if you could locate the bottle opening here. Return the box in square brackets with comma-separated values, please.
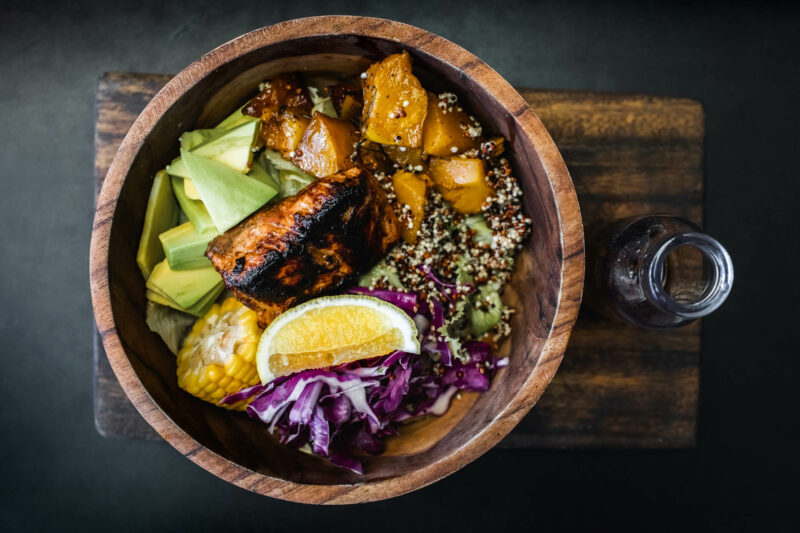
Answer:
[644, 232, 734, 319]
[662, 244, 712, 305]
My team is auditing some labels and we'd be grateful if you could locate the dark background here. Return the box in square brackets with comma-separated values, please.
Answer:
[1, 0, 798, 530]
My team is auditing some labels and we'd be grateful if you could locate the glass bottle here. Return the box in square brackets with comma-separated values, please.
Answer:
[585, 215, 734, 328]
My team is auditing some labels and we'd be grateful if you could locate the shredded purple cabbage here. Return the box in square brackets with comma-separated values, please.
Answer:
[418, 264, 475, 303]
[221, 287, 507, 474]
[345, 287, 420, 316]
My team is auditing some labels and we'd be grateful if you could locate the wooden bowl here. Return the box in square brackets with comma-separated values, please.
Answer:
[89, 16, 583, 503]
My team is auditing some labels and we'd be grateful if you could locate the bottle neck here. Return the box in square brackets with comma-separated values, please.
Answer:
[640, 231, 734, 319]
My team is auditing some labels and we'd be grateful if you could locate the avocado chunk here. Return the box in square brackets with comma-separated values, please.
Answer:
[159, 221, 216, 270]
[136, 170, 180, 279]
[181, 149, 278, 232]
[170, 176, 217, 235]
[179, 129, 225, 151]
[165, 155, 190, 178]
[146, 282, 224, 317]
[248, 154, 281, 192]
[183, 177, 201, 200]
[464, 214, 494, 247]
[146, 259, 222, 309]
[469, 283, 504, 337]
[166, 119, 261, 179]
[358, 259, 404, 289]
[193, 118, 260, 172]
[215, 101, 258, 130]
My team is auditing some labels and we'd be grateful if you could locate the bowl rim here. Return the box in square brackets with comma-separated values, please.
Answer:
[89, 15, 584, 504]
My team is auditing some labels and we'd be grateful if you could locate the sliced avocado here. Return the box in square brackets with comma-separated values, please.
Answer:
[215, 101, 258, 130]
[183, 178, 201, 200]
[136, 170, 180, 279]
[165, 154, 190, 178]
[248, 155, 281, 192]
[358, 259, 404, 289]
[167, 119, 261, 178]
[191, 119, 260, 173]
[455, 254, 474, 284]
[469, 283, 504, 337]
[159, 221, 216, 270]
[181, 149, 278, 232]
[146, 288, 177, 308]
[170, 176, 217, 234]
[179, 128, 226, 151]
[146, 259, 222, 309]
[146, 281, 223, 318]
[464, 214, 493, 247]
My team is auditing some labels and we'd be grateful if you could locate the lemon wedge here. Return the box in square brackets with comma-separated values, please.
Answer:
[256, 295, 420, 384]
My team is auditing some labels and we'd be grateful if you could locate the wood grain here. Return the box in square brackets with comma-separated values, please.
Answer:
[94, 74, 170, 440]
[94, 77, 701, 449]
[503, 90, 702, 448]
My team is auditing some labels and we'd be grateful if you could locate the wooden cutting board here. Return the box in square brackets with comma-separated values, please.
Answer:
[94, 73, 702, 448]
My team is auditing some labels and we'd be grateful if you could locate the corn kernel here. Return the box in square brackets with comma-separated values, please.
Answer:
[176, 298, 263, 410]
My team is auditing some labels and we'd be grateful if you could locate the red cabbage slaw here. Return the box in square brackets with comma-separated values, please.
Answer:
[221, 288, 507, 473]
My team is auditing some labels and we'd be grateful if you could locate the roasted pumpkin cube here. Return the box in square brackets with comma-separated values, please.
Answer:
[292, 112, 358, 177]
[422, 92, 480, 156]
[429, 157, 494, 214]
[339, 95, 363, 122]
[244, 73, 312, 120]
[392, 171, 428, 243]
[356, 140, 392, 174]
[329, 84, 363, 122]
[361, 52, 428, 147]
[383, 145, 427, 172]
[260, 108, 310, 158]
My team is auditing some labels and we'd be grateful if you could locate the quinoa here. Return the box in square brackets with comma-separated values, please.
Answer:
[368, 128, 532, 346]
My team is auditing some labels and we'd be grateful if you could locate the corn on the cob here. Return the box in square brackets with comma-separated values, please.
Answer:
[177, 297, 261, 409]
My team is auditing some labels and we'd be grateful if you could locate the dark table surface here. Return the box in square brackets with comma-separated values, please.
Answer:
[1, 1, 798, 530]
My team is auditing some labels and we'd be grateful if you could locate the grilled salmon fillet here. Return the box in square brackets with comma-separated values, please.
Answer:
[206, 167, 400, 326]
